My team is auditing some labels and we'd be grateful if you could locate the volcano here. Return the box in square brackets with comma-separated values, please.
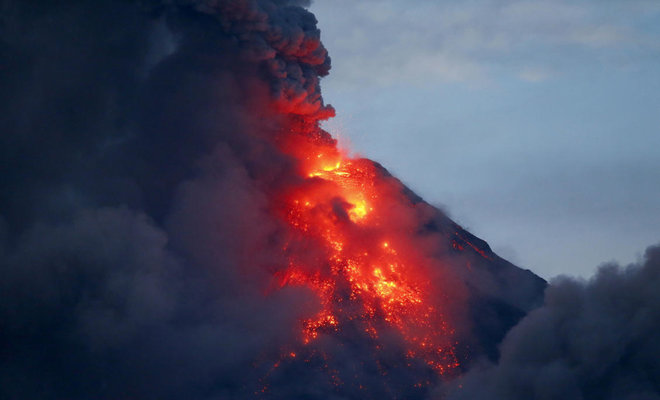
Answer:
[254, 125, 547, 397]
[0, 1, 546, 399]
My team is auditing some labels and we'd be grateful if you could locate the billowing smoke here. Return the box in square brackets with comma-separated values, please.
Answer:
[0, 0, 332, 398]
[443, 244, 660, 400]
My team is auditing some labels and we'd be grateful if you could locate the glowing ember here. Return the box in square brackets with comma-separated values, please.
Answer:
[270, 131, 461, 376]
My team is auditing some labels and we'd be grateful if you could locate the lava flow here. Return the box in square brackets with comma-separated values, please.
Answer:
[270, 129, 462, 375]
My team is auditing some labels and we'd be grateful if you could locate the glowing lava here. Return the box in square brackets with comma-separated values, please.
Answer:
[270, 131, 461, 375]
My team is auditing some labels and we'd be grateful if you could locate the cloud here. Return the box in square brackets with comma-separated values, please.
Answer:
[312, 0, 660, 86]
[0, 206, 310, 399]
[442, 243, 660, 400]
[0, 1, 327, 398]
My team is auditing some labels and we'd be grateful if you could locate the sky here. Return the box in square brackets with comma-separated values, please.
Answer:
[310, 0, 660, 279]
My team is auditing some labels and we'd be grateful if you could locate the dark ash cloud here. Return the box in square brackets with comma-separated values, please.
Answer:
[443, 244, 660, 400]
[0, 0, 327, 398]
[0, 207, 309, 399]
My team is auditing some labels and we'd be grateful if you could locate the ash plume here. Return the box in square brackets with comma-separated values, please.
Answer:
[1, 1, 333, 398]
[443, 244, 660, 400]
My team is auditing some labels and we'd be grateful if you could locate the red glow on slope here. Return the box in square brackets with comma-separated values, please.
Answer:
[271, 130, 462, 375]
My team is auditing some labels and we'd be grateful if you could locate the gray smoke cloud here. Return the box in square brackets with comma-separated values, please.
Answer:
[442, 244, 660, 400]
[0, 0, 329, 398]
[164, 0, 334, 118]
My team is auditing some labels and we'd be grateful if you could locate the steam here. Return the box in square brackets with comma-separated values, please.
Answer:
[443, 244, 660, 400]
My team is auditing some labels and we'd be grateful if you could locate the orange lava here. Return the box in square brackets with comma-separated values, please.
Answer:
[272, 131, 460, 374]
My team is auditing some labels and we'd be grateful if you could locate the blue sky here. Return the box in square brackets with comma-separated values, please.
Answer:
[311, 0, 660, 279]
